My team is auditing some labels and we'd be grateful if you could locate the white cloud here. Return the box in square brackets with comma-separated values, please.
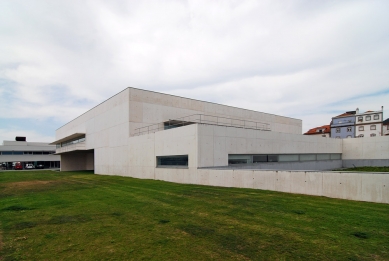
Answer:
[0, 0, 389, 141]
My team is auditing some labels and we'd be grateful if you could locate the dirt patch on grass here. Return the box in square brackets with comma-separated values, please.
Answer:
[1, 180, 62, 194]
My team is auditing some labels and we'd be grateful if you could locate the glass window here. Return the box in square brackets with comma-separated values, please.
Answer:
[279, 155, 299, 162]
[366, 116, 371, 121]
[347, 127, 352, 132]
[33, 151, 43, 155]
[13, 151, 23, 155]
[331, 154, 341, 160]
[229, 155, 252, 164]
[374, 114, 379, 120]
[267, 155, 278, 162]
[253, 155, 267, 163]
[336, 128, 340, 133]
[359, 126, 364, 131]
[1, 151, 12, 155]
[157, 155, 188, 166]
[300, 154, 316, 161]
[358, 117, 363, 122]
[317, 154, 330, 160]
[370, 125, 376, 130]
[24, 151, 33, 154]
[370, 133, 376, 137]
[358, 134, 364, 138]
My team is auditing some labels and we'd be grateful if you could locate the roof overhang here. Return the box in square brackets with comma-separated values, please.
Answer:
[49, 133, 85, 145]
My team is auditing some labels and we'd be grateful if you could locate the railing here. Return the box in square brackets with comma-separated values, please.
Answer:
[133, 114, 271, 136]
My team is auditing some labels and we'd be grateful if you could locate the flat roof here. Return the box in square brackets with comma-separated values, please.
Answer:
[49, 133, 85, 145]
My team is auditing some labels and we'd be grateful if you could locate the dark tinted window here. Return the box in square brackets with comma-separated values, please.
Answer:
[253, 155, 267, 162]
[267, 155, 278, 162]
[157, 155, 188, 166]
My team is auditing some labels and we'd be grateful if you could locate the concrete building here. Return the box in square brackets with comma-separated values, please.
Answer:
[51, 88, 389, 204]
[355, 107, 384, 138]
[304, 125, 331, 137]
[330, 111, 356, 139]
[0, 139, 60, 170]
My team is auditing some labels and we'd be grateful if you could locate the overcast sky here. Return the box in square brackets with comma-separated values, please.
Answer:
[1, 0, 389, 142]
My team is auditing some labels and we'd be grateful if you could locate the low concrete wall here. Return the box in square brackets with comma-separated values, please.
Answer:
[154, 168, 389, 204]
[343, 159, 389, 168]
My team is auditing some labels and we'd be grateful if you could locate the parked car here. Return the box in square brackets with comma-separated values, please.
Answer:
[25, 164, 35, 169]
[14, 162, 23, 170]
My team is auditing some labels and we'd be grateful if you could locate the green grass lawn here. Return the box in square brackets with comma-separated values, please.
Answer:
[1, 171, 388, 260]
[334, 166, 389, 172]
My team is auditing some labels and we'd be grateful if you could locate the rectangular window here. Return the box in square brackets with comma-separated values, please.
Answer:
[358, 134, 364, 138]
[267, 155, 278, 162]
[366, 116, 371, 121]
[253, 155, 267, 163]
[374, 114, 379, 120]
[358, 117, 363, 122]
[33, 151, 43, 155]
[330, 154, 342, 160]
[13, 151, 23, 155]
[157, 155, 188, 167]
[359, 126, 364, 131]
[300, 154, 316, 161]
[1, 151, 12, 155]
[347, 127, 352, 132]
[370, 133, 376, 137]
[278, 155, 299, 162]
[336, 128, 340, 133]
[317, 154, 330, 160]
[370, 125, 376, 130]
[24, 151, 33, 154]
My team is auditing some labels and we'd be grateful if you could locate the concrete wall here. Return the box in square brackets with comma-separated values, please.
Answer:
[197, 124, 343, 168]
[128, 88, 302, 135]
[60, 151, 94, 171]
[153, 168, 388, 204]
[126, 124, 198, 179]
[342, 135, 389, 160]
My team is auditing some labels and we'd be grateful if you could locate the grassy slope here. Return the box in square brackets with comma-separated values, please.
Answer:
[0, 171, 388, 260]
[334, 166, 389, 172]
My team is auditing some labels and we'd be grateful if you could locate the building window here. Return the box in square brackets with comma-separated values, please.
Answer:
[358, 134, 364, 138]
[374, 114, 379, 120]
[358, 117, 363, 122]
[347, 127, 352, 132]
[157, 155, 188, 167]
[359, 126, 364, 131]
[366, 116, 371, 121]
[370, 133, 376, 137]
[370, 125, 376, 130]
[336, 128, 340, 133]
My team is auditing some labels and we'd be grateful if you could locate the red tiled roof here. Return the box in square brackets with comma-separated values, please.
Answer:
[304, 125, 331, 135]
[333, 112, 353, 118]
